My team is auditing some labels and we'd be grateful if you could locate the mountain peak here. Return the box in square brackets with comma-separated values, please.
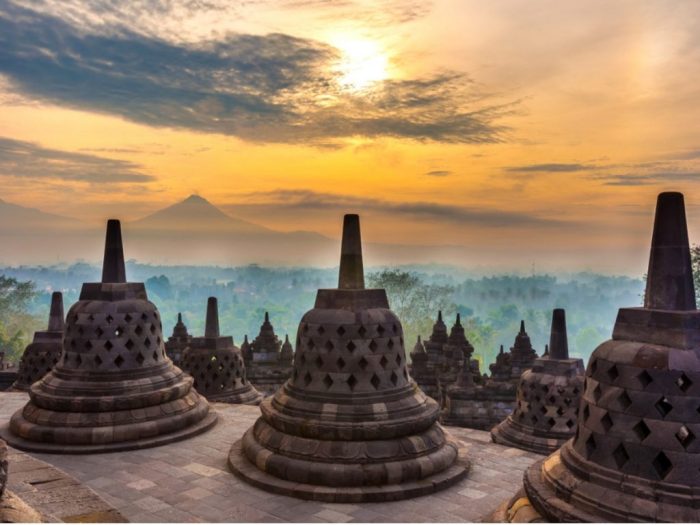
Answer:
[183, 194, 210, 205]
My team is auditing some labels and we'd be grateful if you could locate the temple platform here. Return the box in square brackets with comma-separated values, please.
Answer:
[0, 392, 542, 522]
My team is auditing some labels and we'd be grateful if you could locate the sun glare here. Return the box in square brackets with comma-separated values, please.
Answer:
[332, 37, 389, 91]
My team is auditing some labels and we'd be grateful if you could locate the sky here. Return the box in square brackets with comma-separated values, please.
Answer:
[1, 0, 700, 272]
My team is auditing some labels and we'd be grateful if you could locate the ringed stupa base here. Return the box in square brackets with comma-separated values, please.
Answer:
[490, 420, 561, 456]
[228, 432, 469, 503]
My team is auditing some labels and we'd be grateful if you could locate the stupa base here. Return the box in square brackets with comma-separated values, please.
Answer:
[490, 418, 567, 455]
[524, 445, 700, 523]
[0, 411, 218, 454]
[228, 438, 470, 503]
[208, 389, 263, 405]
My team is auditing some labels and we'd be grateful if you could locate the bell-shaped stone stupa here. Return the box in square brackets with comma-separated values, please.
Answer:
[490, 321, 538, 383]
[491, 308, 584, 454]
[182, 297, 262, 405]
[524, 192, 700, 522]
[228, 214, 469, 502]
[1, 220, 217, 453]
[164, 313, 191, 368]
[12, 292, 65, 391]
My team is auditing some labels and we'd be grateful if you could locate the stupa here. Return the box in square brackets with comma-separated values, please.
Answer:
[0, 220, 217, 453]
[490, 321, 538, 383]
[523, 192, 700, 522]
[164, 313, 191, 367]
[280, 334, 294, 363]
[439, 314, 473, 386]
[12, 292, 65, 391]
[182, 298, 262, 405]
[491, 308, 584, 454]
[411, 312, 449, 401]
[244, 312, 294, 395]
[228, 214, 469, 502]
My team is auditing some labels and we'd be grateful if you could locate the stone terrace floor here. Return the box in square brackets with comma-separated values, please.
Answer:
[0, 392, 543, 522]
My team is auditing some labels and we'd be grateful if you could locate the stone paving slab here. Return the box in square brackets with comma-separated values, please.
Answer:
[0, 392, 543, 522]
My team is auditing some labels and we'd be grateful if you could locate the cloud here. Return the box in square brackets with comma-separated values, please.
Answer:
[505, 163, 596, 173]
[0, 137, 155, 183]
[226, 189, 567, 228]
[425, 170, 452, 177]
[595, 172, 700, 186]
[0, 2, 511, 145]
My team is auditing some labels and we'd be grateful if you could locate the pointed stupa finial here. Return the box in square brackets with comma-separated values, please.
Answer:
[519, 320, 526, 333]
[417, 335, 422, 343]
[265, 311, 270, 323]
[644, 192, 696, 311]
[338, 214, 365, 289]
[285, 334, 290, 343]
[101, 219, 126, 283]
[205, 297, 220, 338]
[438, 310, 443, 322]
[47, 291, 64, 332]
[544, 343, 549, 356]
[177, 312, 182, 324]
[455, 313, 462, 326]
[499, 344, 504, 354]
[244, 334, 249, 343]
[548, 308, 569, 360]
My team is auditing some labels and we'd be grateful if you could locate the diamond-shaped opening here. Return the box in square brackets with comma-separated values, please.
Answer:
[369, 340, 378, 352]
[638, 370, 653, 388]
[564, 397, 572, 406]
[88, 314, 95, 321]
[377, 324, 385, 335]
[84, 340, 93, 350]
[135, 325, 143, 336]
[557, 406, 565, 416]
[379, 355, 388, 369]
[359, 356, 369, 370]
[530, 414, 538, 424]
[547, 417, 556, 429]
[387, 339, 394, 349]
[548, 395, 556, 404]
[303, 324, 309, 333]
[612, 444, 629, 469]
[572, 387, 580, 395]
[600, 412, 613, 433]
[323, 374, 333, 389]
[318, 325, 325, 335]
[358, 326, 367, 337]
[677, 373, 693, 393]
[94, 355, 102, 366]
[115, 326, 123, 337]
[652, 451, 672, 479]
[337, 326, 346, 336]
[585, 435, 597, 458]
[396, 354, 402, 365]
[633, 420, 651, 441]
[336, 357, 346, 370]
[114, 354, 124, 368]
[304, 371, 312, 386]
[347, 374, 357, 391]
[144, 337, 152, 348]
[124, 313, 132, 322]
[307, 339, 315, 350]
[104, 340, 113, 351]
[593, 384, 603, 402]
[346, 341, 356, 353]
[655, 396, 673, 418]
[150, 324, 156, 334]
[539, 405, 547, 415]
[136, 352, 145, 365]
[106, 315, 114, 324]
[152, 351, 158, 361]
[96, 327, 104, 337]
[565, 419, 575, 429]
[390, 371, 398, 386]
[676, 424, 696, 449]
[315, 355, 323, 368]
[607, 364, 619, 382]
[618, 390, 632, 410]
[325, 340, 334, 351]
[75, 353, 83, 366]
[370, 373, 380, 389]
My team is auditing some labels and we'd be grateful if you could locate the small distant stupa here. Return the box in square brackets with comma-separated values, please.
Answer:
[244, 312, 294, 395]
[164, 312, 191, 367]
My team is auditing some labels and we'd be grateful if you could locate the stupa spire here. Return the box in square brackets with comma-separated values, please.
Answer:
[644, 191, 696, 310]
[519, 320, 525, 333]
[548, 309, 569, 360]
[47, 292, 64, 332]
[205, 297, 220, 338]
[101, 219, 126, 283]
[338, 214, 365, 289]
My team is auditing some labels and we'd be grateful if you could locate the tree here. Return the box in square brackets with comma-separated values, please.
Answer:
[0, 275, 39, 363]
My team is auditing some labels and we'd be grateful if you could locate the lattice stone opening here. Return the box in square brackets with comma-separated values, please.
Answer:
[607, 364, 619, 382]
[586, 435, 597, 458]
[346, 341, 356, 353]
[618, 390, 632, 410]
[652, 451, 672, 479]
[638, 370, 653, 388]
[600, 412, 613, 433]
[612, 443, 629, 469]
[633, 420, 651, 441]
[676, 424, 695, 449]
[655, 396, 673, 418]
[676, 373, 692, 393]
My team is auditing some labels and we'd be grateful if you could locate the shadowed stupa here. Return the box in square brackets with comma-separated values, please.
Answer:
[182, 297, 262, 405]
[12, 292, 65, 391]
[1, 220, 217, 453]
[491, 308, 584, 454]
[523, 192, 700, 522]
[490, 321, 538, 383]
[244, 312, 294, 396]
[228, 214, 470, 502]
[164, 312, 191, 368]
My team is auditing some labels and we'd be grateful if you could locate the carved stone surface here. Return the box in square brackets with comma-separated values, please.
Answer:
[524, 192, 700, 522]
[490, 321, 538, 383]
[491, 309, 584, 454]
[228, 214, 469, 502]
[12, 292, 65, 391]
[182, 297, 262, 405]
[0, 220, 217, 453]
[0, 439, 6, 498]
[164, 313, 190, 368]
[243, 312, 293, 396]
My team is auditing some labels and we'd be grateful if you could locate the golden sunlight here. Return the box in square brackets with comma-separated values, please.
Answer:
[331, 36, 389, 91]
